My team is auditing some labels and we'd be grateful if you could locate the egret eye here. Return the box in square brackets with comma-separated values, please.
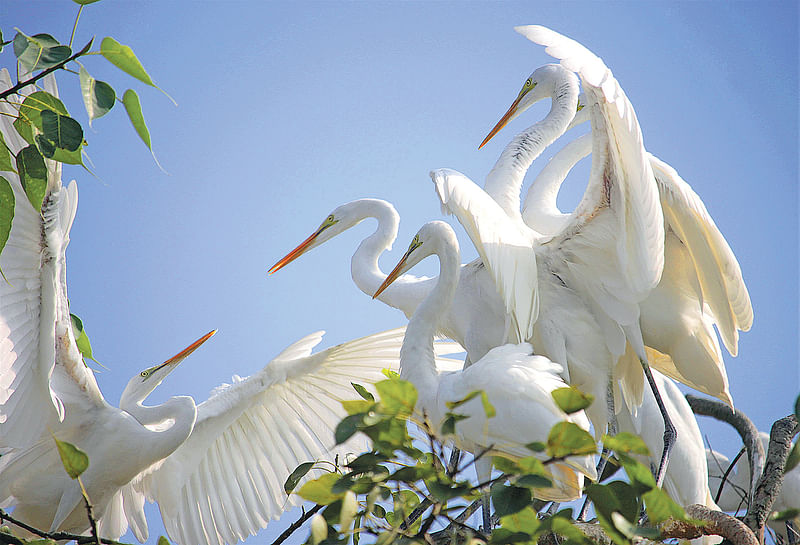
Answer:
[326, 215, 334, 223]
[140, 371, 148, 378]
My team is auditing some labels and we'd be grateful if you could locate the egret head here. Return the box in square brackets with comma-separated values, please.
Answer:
[119, 330, 217, 407]
[373, 221, 453, 299]
[479, 64, 575, 149]
[268, 199, 391, 274]
[566, 92, 590, 131]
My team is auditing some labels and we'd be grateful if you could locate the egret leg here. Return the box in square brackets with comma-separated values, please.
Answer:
[577, 376, 616, 521]
[475, 457, 494, 534]
[640, 358, 676, 488]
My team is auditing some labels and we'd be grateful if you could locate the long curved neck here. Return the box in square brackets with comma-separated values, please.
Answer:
[350, 201, 427, 317]
[484, 71, 579, 223]
[400, 231, 460, 405]
[123, 397, 197, 463]
[522, 131, 592, 234]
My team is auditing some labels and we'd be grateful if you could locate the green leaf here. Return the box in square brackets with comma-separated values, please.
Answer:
[488, 528, 532, 545]
[617, 453, 656, 493]
[441, 412, 470, 435]
[73, 0, 104, 4]
[517, 474, 552, 489]
[53, 436, 89, 479]
[79, 67, 115, 125]
[346, 452, 388, 473]
[351, 382, 374, 401]
[0, 130, 14, 171]
[13, 31, 71, 72]
[786, 442, 800, 473]
[100, 37, 155, 86]
[602, 432, 651, 456]
[157, 537, 171, 545]
[35, 134, 56, 158]
[297, 473, 343, 505]
[70, 313, 97, 362]
[643, 487, 686, 524]
[795, 394, 800, 421]
[772, 508, 800, 522]
[0, 176, 13, 259]
[491, 482, 531, 517]
[284, 461, 315, 494]
[552, 387, 594, 414]
[16, 145, 47, 211]
[13, 92, 83, 166]
[341, 399, 373, 416]
[525, 441, 546, 453]
[547, 421, 597, 459]
[445, 389, 496, 417]
[375, 378, 416, 416]
[41, 110, 83, 152]
[335, 414, 362, 445]
[123, 89, 152, 150]
[500, 506, 540, 534]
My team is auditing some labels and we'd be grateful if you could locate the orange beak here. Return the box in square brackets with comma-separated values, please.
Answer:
[479, 94, 523, 149]
[373, 249, 413, 300]
[268, 229, 322, 275]
[158, 330, 217, 368]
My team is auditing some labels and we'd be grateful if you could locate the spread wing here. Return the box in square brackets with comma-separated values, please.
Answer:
[136, 327, 459, 545]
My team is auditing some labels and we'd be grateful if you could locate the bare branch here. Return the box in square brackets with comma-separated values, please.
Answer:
[268, 504, 324, 545]
[0, 508, 130, 545]
[662, 504, 759, 545]
[743, 415, 799, 539]
[686, 395, 765, 511]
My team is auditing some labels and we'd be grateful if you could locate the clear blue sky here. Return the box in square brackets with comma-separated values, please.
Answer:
[2, 2, 798, 544]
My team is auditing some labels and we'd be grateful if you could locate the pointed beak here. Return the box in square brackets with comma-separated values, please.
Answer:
[155, 329, 217, 372]
[373, 249, 412, 300]
[268, 229, 322, 275]
[479, 94, 523, 149]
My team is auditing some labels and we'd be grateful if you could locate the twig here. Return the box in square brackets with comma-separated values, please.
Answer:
[743, 415, 799, 540]
[77, 477, 101, 545]
[268, 504, 324, 545]
[0, 508, 129, 545]
[686, 395, 764, 512]
[0, 38, 94, 101]
[713, 446, 746, 505]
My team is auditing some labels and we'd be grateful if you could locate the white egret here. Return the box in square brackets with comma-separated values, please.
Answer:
[0, 72, 458, 545]
[268, 199, 507, 365]
[521, 103, 751, 405]
[617, 370, 718, 511]
[431, 25, 669, 480]
[373, 221, 597, 505]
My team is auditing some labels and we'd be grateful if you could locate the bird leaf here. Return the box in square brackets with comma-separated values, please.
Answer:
[616, 452, 656, 493]
[41, 110, 83, 152]
[297, 473, 343, 504]
[772, 508, 800, 522]
[0, 176, 14, 261]
[15, 145, 47, 211]
[499, 506, 540, 534]
[13, 91, 84, 166]
[13, 31, 71, 72]
[284, 461, 315, 494]
[546, 421, 597, 458]
[100, 37, 155, 86]
[70, 313, 97, 363]
[351, 382, 374, 401]
[79, 66, 115, 125]
[0, 130, 14, 171]
[642, 487, 686, 524]
[551, 386, 594, 415]
[490, 482, 531, 517]
[601, 432, 650, 456]
[53, 436, 89, 479]
[122, 89, 152, 149]
[375, 378, 416, 417]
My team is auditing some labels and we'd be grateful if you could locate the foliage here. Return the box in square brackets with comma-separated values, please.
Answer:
[284, 378, 692, 545]
[0, 0, 169, 258]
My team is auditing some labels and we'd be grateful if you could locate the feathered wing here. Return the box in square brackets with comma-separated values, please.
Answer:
[516, 25, 664, 311]
[431, 169, 538, 343]
[650, 154, 752, 355]
[137, 327, 453, 545]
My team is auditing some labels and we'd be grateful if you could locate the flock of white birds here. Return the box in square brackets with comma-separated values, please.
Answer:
[0, 24, 795, 545]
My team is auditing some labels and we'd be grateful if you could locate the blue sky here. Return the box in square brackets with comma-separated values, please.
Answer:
[2, 2, 798, 544]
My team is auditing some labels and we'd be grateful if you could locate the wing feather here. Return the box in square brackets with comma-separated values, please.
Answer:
[138, 327, 422, 545]
[431, 168, 538, 342]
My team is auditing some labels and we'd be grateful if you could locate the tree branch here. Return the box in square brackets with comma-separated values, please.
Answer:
[743, 415, 799, 539]
[0, 38, 94, 101]
[662, 504, 759, 545]
[0, 508, 129, 545]
[686, 395, 764, 511]
[268, 504, 324, 545]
